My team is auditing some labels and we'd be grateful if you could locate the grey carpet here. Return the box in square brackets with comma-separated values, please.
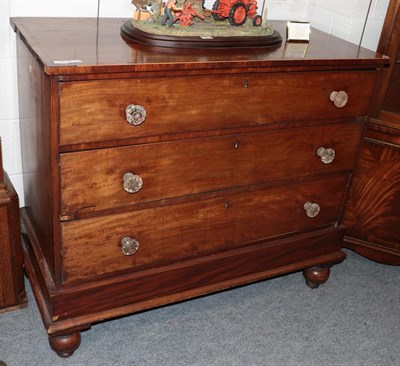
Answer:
[0, 249, 399, 366]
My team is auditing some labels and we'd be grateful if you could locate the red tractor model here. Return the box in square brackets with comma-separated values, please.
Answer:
[211, 0, 262, 26]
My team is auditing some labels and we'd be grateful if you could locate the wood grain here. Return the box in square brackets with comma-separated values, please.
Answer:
[343, 139, 400, 259]
[12, 17, 387, 356]
[0, 171, 27, 312]
[61, 174, 348, 282]
[16, 38, 59, 277]
[59, 72, 375, 145]
[56, 227, 346, 320]
[342, 0, 400, 265]
[10, 18, 388, 76]
[60, 122, 362, 215]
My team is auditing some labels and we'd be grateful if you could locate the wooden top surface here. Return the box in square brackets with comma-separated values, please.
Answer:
[10, 17, 389, 75]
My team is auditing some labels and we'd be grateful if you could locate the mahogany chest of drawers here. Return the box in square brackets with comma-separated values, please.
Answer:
[11, 17, 388, 357]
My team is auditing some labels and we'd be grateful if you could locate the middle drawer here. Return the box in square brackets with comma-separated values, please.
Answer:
[60, 122, 362, 216]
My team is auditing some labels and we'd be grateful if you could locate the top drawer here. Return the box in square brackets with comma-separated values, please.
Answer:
[59, 71, 376, 145]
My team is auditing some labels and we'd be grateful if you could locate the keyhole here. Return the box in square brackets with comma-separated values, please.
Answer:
[224, 201, 230, 209]
[233, 141, 240, 149]
[244, 80, 249, 88]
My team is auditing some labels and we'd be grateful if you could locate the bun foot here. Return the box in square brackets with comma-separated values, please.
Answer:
[303, 266, 330, 289]
[49, 332, 81, 357]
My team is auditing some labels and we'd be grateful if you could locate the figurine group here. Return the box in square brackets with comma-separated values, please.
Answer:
[132, 0, 205, 27]
[132, 0, 263, 27]
[162, 0, 204, 26]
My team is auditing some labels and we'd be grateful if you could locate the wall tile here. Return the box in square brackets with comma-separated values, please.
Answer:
[309, 0, 356, 16]
[1, 0, 12, 58]
[7, 173, 24, 207]
[361, 17, 386, 50]
[371, 0, 390, 20]
[354, 0, 373, 19]
[0, 119, 22, 176]
[0, 57, 19, 121]
[308, 3, 334, 33]
[307, 0, 389, 49]
[9, 1, 100, 17]
[98, 0, 135, 17]
[267, 0, 308, 20]
[331, 13, 353, 41]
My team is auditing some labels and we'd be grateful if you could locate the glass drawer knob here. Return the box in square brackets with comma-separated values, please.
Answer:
[304, 202, 321, 218]
[123, 172, 143, 194]
[317, 147, 335, 164]
[125, 104, 147, 125]
[330, 91, 348, 108]
[120, 236, 140, 256]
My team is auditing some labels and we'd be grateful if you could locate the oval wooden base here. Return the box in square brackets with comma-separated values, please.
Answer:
[120, 20, 282, 49]
[49, 332, 81, 358]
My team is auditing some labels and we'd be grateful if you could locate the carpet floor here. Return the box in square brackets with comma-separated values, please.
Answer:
[0, 249, 399, 366]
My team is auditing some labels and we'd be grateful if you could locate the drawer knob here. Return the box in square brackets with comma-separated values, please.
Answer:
[304, 202, 320, 218]
[330, 91, 348, 108]
[317, 147, 335, 164]
[125, 104, 147, 125]
[120, 236, 140, 256]
[123, 172, 143, 193]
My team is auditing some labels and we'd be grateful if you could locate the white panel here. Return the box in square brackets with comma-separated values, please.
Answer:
[0, 119, 23, 176]
[354, 0, 373, 19]
[0, 0, 12, 58]
[0, 57, 19, 121]
[7, 173, 25, 207]
[331, 13, 354, 43]
[267, 0, 308, 20]
[308, 3, 334, 33]
[371, 0, 390, 20]
[309, 0, 356, 15]
[9, 0, 99, 17]
[361, 17, 386, 50]
[98, 0, 134, 17]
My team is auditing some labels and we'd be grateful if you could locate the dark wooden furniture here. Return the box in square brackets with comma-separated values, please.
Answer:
[0, 139, 27, 314]
[11, 17, 388, 357]
[343, 0, 400, 265]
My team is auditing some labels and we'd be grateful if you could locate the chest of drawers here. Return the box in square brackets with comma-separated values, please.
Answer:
[11, 17, 388, 357]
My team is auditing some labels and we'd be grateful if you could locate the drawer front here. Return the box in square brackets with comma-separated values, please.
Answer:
[59, 71, 376, 145]
[61, 174, 348, 283]
[60, 122, 362, 215]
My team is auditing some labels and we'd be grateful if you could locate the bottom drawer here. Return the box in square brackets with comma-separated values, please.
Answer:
[61, 174, 348, 283]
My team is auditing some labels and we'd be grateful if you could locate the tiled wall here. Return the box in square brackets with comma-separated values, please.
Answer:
[0, 0, 390, 206]
[308, 0, 390, 50]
